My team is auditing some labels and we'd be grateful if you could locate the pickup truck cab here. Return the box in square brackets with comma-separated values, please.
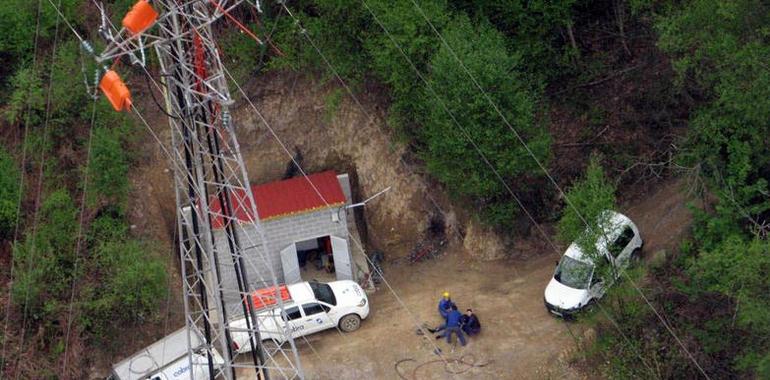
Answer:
[232, 280, 369, 352]
[544, 211, 642, 317]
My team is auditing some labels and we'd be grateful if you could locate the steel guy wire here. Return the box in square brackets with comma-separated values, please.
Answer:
[220, 68, 463, 378]
[0, 0, 45, 373]
[13, 1, 65, 378]
[129, 102, 304, 380]
[316, 1, 668, 375]
[356, 0, 577, 343]
[595, 302, 660, 379]
[406, 1, 711, 377]
[276, 3, 527, 283]
[61, 95, 99, 375]
[158, 215, 178, 376]
[206, 7, 460, 368]
[278, 2, 587, 371]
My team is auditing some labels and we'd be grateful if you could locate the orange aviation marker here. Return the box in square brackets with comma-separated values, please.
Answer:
[99, 70, 132, 112]
[122, 0, 158, 35]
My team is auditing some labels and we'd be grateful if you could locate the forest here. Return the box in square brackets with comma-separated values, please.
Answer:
[0, 0, 768, 378]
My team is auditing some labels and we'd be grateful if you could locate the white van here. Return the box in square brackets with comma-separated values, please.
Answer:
[231, 280, 369, 352]
[544, 211, 642, 317]
[109, 326, 224, 380]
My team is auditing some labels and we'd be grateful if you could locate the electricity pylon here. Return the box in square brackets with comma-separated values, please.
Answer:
[96, 1, 304, 379]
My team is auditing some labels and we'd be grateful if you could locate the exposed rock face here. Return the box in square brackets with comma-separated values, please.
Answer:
[463, 218, 511, 260]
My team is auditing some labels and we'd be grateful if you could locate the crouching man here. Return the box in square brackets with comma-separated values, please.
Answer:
[434, 305, 466, 346]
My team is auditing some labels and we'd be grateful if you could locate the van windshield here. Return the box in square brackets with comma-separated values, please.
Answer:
[554, 256, 593, 290]
[309, 282, 337, 306]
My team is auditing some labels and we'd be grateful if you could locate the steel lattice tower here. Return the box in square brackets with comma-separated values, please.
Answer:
[97, 1, 305, 379]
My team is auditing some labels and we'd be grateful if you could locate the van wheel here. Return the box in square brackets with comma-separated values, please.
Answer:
[339, 314, 361, 332]
[631, 247, 642, 264]
[584, 299, 598, 313]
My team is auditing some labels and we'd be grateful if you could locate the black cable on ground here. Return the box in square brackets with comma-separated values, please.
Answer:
[395, 354, 492, 380]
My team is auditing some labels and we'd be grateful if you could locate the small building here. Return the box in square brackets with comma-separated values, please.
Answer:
[208, 171, 362, 311]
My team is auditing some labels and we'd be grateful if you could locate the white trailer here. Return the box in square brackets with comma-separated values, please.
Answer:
[109, 326, 224, 380]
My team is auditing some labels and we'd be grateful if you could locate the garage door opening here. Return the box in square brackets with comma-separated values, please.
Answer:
[280, 235, 352, 284]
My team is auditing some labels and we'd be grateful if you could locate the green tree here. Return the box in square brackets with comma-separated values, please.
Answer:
[657, 0, 770, 248]
[557, 154, 617, 280]
[687, 236, 770, 377]
[364, 0, 450, 132]
[421, 15, 550, 225]
[449, 0, 580, 78]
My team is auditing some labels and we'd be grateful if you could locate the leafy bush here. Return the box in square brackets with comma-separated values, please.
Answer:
[219, 24, 263, 84]
[420, 15, 550, 226]
[0, 0, 80, 67]
[81, 214, 167, 335]
[0, 148, 20, 240]
[269, 0, 370, 82]
[3, 66, 45, 125]
[11, 189, 78, 316]
[89, 123, 130, 208]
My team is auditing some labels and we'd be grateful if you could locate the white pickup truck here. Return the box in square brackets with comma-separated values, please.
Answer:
[231, 280, 369, 352]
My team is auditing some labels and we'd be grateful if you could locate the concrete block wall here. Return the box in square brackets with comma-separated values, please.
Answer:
[213, 206, 350, 312]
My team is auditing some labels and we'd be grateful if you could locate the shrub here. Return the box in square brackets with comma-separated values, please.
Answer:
[83, 236, 167, 335]
[89, 124, 130, 208]
[11, 189, 78, 316]
[3, 66, 45, 125]
[0, 148, 20, 240]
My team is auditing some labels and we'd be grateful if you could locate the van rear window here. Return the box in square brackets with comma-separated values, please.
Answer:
[309, 282, 337, 306]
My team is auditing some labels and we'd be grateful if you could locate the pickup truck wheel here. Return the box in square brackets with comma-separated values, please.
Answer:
[339, 314, 361, 332]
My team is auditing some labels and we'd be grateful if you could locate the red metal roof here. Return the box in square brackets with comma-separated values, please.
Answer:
[208, 171, 346, 229]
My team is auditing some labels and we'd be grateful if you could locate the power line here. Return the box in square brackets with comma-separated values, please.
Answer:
[220, 64, 462, 378]
[0, 0, 44, 373]
[60, 95, 99, 375]
[13, 1, 65, 377]
[352, 4, 662, 374]
[404, 1, 711, 377]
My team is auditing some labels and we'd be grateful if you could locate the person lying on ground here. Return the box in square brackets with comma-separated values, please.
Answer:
[460, 308, 481, 336]
[434, 304, 466, 346]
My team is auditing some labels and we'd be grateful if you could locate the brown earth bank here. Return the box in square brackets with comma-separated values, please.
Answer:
[109, 66, 694, 379]
[230, 177, 693, 380]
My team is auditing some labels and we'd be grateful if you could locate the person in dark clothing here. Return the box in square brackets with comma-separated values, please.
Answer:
[460, 308, 481, 336]
[437, 291, 455, 319]
[434, 305, 466, 346]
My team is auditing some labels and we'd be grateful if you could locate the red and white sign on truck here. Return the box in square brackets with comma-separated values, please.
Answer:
[231, 280, 369, 352]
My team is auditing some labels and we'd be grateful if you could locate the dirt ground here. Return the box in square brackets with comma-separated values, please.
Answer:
[230, 177, 694, 380]
[110, 66, 695, 379]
